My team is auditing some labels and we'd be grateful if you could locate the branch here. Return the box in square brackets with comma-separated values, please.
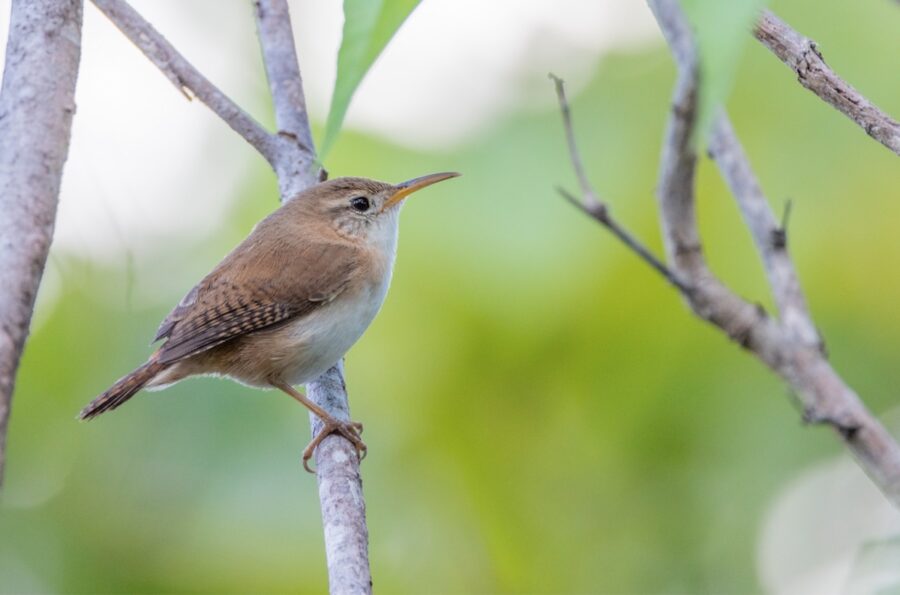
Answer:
[90, 0, 281, 167]
[707, 115, 819, 346]
[647, 0, 787, 357]
[0, 0, 83, 486]
[653, 0, 900, 507]
[557, 0, 900, 506]
[754, 10, 900, 156]
[253, 2, 371, 592]
[306, 362, 372, 594]
[253, 0, 316, 173]
[549, 74, 689, 294]
[252, 0, 319, 196]
[92, 0, 371, 589]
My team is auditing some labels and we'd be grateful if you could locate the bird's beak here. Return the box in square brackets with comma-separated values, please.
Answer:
[383, 172, 460, 210]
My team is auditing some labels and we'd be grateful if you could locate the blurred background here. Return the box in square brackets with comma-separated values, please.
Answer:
[1, 0, 899, 592]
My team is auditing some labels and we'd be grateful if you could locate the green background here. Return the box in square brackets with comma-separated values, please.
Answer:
[2, 0, 899, 592]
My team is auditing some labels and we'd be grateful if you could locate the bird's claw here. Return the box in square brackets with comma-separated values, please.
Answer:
[302, 418, 367, 473]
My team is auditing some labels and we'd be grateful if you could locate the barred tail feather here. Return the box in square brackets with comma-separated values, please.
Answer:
[79, 360, 166, 420]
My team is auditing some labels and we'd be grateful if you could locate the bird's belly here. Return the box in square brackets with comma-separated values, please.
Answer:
[219, 278, 390, 387]
[281, 296, 381, 384]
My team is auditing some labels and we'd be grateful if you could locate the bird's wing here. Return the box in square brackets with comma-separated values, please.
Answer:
[154, 240, 359, 365]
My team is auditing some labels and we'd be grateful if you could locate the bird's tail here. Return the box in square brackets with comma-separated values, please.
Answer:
[79, 359, 166, 420]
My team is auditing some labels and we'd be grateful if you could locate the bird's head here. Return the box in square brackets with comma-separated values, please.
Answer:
[299, 172, 460, 244]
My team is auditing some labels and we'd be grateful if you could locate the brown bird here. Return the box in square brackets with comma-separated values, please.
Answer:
[80, 172, 459, 470]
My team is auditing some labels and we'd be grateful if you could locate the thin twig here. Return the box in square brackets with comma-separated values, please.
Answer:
[91, 0, 280, 167]
[558, 188, 690, 293]
[0, 0, 83, 486]
[708, 115, 819, 346]
[754, 9, 900, 156]
[779, 199, 793, 244]
[549, 74, 690, 294]
[549, 74, 598, 205]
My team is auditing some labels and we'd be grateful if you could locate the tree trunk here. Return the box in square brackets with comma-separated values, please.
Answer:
[0, 0, 83, 485]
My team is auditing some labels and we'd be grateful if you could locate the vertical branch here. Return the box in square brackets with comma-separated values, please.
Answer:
[253, 0, 318, 195]
[307, 362, 372, 594]
[0, 0, 83, 485]
[252, 2, 372, 592]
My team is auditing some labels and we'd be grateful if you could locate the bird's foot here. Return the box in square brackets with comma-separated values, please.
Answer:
[302, 417, 367, 473]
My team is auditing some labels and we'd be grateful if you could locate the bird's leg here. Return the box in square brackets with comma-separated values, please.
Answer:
[270, 379, 367, 472]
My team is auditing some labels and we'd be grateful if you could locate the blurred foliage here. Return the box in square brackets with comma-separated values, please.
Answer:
[681, 0, 769, 143]
[2, 0, 900, 592]
[321, 0, 421, 157]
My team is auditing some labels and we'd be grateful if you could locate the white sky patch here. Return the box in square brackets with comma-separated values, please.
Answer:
[293, 0, 659, 148]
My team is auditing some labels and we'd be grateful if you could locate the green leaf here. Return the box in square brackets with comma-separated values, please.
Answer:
[320, 0, 421, 159]
[681, 0, 768, 144]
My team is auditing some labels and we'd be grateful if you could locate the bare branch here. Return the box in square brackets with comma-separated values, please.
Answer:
[549, 74, 599, 205]
[649, 3, 704, 280]
[307, 362, 372, 595]
[90, 0, 281, 166]
[549, 74, 689, 293]
[647, 0, 782, 350]
[554, 0, 900, 505]
[708, 115, 819, 346]
[558, 188, 690, 293]
[754, 10, 900, 156]
[0, 0, 83, 486]
[251, 0, 319, 199]
[649, 0, 900, 507]
[251, 3, 371, 591]
[253, 0, 315, 157]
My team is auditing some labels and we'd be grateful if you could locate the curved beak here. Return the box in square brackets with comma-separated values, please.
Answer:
[384, 171, 460, 210]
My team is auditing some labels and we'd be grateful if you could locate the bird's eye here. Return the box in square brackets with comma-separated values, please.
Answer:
[350, 196, 370, 212]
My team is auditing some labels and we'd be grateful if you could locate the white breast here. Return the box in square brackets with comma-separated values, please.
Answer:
[281, 214, 399, 385]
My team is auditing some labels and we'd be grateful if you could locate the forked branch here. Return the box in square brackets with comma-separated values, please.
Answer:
[554, 0, 900, 507]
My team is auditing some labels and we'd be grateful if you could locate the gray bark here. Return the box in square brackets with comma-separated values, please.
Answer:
[649, 0, 900, 507]
[252, 2, 372, 592]
[307, 362, 372, 594]
[754, 10, 900, 157]
[0, 0, 83, 485]
[253, 0, 318, 193]
[555, 0, 900, 508]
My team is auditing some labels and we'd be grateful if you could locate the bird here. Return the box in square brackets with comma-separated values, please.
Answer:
[79, 172, 460, 471]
